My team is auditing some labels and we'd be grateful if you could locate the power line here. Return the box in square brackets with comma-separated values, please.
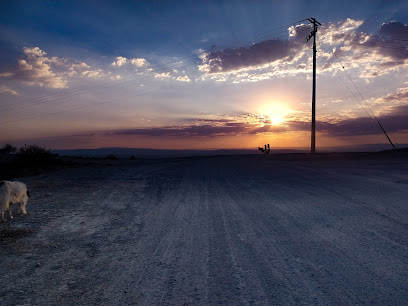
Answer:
[351, 33, 408, 43]
[349, 42, 408, 51]
[0, 59, 199, 114]
[326, 61, 376, 120]
[332, 53, 396, 149]
[0, 88, 167, 125]
[1, 19, 309, 115]
[0, 56, 198, 112]
[253, 18, 309, 38]
[0, 41, 312, 126]
[317, 27, 408, 43]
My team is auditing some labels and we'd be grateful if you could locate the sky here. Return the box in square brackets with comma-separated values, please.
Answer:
[1, 0, 408, 151]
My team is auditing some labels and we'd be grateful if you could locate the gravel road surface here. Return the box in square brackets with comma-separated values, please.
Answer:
[1, 155, 407, 305]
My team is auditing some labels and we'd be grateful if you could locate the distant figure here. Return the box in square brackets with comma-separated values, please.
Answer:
[0, 181, 30, 221]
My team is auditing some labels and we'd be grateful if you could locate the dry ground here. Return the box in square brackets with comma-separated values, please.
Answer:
[1, 153, 407, 305]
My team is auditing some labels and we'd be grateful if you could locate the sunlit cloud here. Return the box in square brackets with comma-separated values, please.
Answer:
[0, 47, 108, 88]
[176, 75, 191, 82]
[23, 46, 47, 57]
[79, 101, 408, 140]
[154, 72, 171, 79]
[112, 56, 149, 68]
[197, 18, 408, 86]
[131, 58, 148, 67]
[112, 56, 127, 67]
[0, 47, 68, 88]
[0, 85, 18, 95]
[81, 69, 104, 78]
[320, 20, 408, 78]
[372, 87, 408, 104]
[199, 23, 311, 75]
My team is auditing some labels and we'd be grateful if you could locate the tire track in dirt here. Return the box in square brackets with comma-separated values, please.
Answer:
[1, 156, 407, 305]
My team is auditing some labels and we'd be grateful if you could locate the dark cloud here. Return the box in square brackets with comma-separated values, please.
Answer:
[351, 21, 408, 63]
[98, 103, 408, 139]
[109, 120, 292, 138]
[201, 24, 312, 73]
[318, 104, 408, 136]
[115, 124, 247, 137]
[283, 105, 408, 137]
[379, 21, 408, 40]
[191, 118, 232, 123]
[376, 103, 408, 132]
[319, 20, 408, 77]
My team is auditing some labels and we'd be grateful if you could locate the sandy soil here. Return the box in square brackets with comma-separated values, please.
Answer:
[1, 154, 407, 305]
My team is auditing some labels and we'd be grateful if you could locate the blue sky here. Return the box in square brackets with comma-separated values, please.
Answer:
[1, 0, 408, 150]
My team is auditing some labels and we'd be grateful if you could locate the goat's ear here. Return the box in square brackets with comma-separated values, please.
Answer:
[27, 190, 30, 197]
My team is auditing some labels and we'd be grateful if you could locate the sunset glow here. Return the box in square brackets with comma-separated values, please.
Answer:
[259, 103, 293, 126]
[0, 1, 407, 151]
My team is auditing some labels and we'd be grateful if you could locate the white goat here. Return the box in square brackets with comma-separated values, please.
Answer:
[0, 181, 30, 221]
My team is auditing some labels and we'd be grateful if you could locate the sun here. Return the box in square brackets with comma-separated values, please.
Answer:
[260, 103, 292, 125]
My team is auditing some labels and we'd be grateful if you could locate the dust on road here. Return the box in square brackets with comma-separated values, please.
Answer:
[1, 155, 407, 305]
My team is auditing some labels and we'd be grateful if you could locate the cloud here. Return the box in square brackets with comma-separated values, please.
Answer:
[1, 50, 68, 88]
[112, 56, 149, 68]
[316, 104, 408, 136]
[199, 23, 311, 74]
[197, 19, 407, 84]
[374, 87, 408, 104]
[23, 47, 47, 57]
[154, 72, 171, 79]
[0, 85, 18, 95]
[320, 20, 408, 78]
[111, 56, 127, 67]
[94, 101, 408, 139]
[131, 58, 148, 67]
[0, 47, 106, 88]
[81, 69, 104, 78]
[319, 18, 364, 46]
[379, 21, 408, 40]
[176, 75, 191, 82]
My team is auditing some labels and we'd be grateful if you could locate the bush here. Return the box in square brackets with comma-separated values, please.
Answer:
[104, 154, 118, 160]
[130, 155, 136, 160]
[0, 144, 17, 154]
[16, 144, 56, 164]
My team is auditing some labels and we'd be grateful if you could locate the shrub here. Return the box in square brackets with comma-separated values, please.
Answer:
[0, 144, 17, 154]
[16, 144, 56, 164]
[130, 155, 136, 160]
[104, 154, 118, 160]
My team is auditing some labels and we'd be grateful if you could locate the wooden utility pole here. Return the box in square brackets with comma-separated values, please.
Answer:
[306, 18, 321, 153]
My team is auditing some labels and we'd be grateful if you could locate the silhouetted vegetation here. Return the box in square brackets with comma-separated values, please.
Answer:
[104, 154, 118, 160]
[130, 155, 136, 160]
[258, 144, 270, 154]
[16, 144, 58, 164]
[0, 144, 17, 154]
[0, 144, 65, 180]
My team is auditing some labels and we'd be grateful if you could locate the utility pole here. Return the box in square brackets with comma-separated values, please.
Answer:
[306, 18, 321, 153]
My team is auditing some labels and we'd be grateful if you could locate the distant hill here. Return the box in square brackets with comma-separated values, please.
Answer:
[52, 147, 307, 158]
[52, 143, 408, 159]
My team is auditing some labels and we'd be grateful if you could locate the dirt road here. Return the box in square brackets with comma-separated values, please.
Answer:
[1, 155, 407, 305]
